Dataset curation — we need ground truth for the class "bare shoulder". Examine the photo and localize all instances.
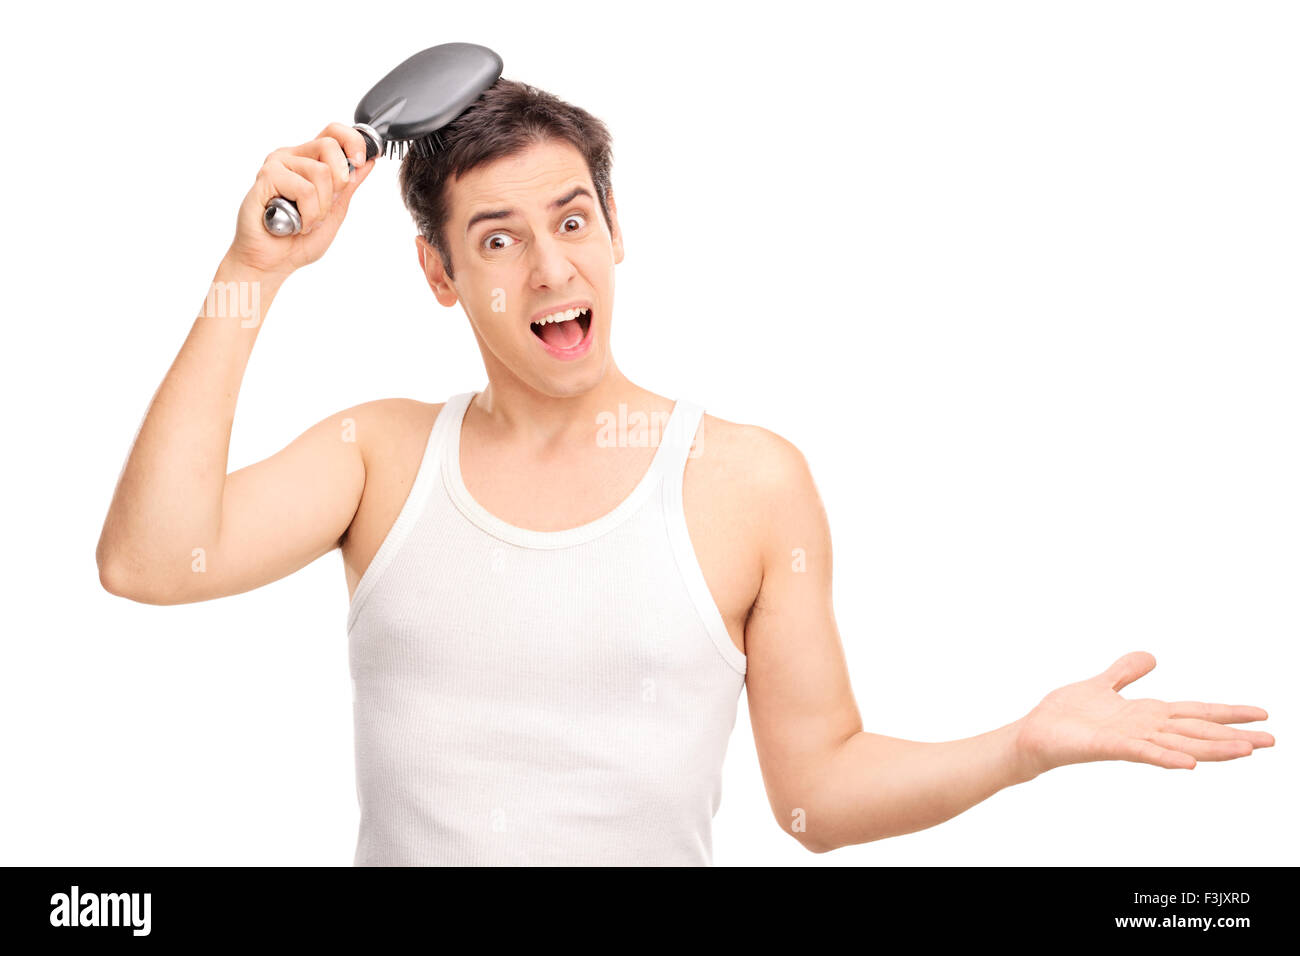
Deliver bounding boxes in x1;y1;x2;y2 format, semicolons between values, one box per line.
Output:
694;410;825;582
678;410;821;645
342;396;446;469
692;410;816;502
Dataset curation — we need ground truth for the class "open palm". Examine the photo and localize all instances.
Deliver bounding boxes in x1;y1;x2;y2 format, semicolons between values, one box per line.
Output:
1014;652;1273;780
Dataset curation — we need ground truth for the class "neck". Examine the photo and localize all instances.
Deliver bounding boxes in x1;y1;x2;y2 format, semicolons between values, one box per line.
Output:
470;362;663;449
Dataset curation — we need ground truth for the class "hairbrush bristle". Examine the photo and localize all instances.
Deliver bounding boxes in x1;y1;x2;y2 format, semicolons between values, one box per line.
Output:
383;132;446;162
410;132;445;159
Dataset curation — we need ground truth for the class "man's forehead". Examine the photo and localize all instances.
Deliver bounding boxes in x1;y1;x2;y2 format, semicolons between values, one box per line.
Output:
452;143;592;223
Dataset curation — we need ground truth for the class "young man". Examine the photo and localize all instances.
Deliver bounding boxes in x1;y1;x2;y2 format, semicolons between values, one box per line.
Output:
96;80;1273;866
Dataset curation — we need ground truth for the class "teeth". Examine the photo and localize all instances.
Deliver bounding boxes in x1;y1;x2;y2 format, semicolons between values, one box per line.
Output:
534;307;588;326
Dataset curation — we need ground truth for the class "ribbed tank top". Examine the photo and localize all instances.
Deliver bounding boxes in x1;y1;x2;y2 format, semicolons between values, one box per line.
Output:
346;390;748;866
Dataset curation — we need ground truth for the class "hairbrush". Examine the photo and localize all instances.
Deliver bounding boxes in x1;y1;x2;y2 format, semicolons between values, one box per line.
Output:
262;41;504;236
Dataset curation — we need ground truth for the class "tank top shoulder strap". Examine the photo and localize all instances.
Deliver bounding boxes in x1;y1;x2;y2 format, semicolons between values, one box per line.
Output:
659;397;746;675
425;391;475;472
345;391;475;634
659;397;706;483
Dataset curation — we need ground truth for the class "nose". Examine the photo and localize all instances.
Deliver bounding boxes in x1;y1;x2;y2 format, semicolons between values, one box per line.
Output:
527;230;578;288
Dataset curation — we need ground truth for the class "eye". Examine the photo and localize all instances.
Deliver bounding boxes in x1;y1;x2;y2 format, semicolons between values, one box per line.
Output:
483;232;516;251
561;213;586;233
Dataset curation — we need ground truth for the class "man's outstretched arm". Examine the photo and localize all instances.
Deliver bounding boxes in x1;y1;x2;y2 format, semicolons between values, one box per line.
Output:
739;429;1273;855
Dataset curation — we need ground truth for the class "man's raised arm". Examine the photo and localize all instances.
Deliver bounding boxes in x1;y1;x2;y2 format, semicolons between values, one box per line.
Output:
96;123;376;604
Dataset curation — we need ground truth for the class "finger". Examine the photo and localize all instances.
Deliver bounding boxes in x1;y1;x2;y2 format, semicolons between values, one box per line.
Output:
257;158;322;229
341;150;375;192
1110;734;1196;769
1149;731;1253;762
278;155;334;232
1098;651;1157;692
317;121;370;169
1164;718;1275;747
309;134;353;194
1166;701;1269;724
331;154;375;214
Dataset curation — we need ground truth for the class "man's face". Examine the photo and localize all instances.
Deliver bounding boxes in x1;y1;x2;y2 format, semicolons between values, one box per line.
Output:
418;137;623;397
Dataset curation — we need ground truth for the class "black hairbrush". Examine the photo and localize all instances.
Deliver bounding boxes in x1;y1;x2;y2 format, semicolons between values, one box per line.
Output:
263;41;504;236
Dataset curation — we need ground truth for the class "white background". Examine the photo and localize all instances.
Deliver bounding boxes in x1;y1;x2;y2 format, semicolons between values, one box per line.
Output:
1;0;1294;866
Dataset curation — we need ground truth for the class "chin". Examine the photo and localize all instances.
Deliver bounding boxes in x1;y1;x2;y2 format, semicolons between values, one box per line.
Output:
526;354;609;399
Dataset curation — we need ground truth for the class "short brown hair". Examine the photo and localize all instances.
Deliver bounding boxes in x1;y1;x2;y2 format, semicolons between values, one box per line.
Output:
398;78;615;281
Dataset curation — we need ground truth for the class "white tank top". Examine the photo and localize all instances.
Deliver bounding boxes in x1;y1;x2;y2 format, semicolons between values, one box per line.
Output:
346;390;748;865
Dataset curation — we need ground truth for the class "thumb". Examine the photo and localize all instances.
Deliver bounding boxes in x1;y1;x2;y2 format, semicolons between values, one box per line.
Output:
335;155;376;209
1097;651;1157;692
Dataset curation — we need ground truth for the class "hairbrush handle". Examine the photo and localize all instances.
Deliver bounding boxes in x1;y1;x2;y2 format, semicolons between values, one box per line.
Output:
262;124;383;236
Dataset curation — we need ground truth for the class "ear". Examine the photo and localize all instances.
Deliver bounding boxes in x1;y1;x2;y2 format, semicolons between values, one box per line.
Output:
415;234;459;307
606;187;624;265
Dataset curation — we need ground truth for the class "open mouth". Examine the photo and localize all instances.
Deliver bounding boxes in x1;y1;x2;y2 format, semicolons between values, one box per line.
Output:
530;307;592;349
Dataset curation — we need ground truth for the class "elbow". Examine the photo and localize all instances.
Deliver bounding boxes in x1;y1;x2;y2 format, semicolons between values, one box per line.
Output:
96;545;169;605
97;540;131;598
798;831;840;855
98;551;144;602
777;800;842;855
781;826;838;855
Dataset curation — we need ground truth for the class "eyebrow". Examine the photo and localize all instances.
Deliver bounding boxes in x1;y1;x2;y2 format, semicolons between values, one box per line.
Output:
465;186;595;237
